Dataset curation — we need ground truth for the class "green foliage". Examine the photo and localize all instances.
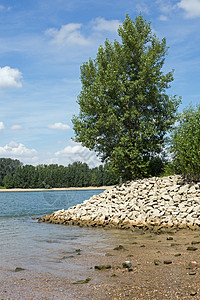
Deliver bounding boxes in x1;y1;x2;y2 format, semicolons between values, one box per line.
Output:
162;161;177;177
72;14;180;181
170;105;200;181
147;156;166;177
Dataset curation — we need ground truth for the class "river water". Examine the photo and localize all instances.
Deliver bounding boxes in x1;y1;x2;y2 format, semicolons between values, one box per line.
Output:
0;190;111;276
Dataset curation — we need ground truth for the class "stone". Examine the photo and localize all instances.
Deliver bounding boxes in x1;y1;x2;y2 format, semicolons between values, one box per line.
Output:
122;261;133;269
187;246;198;251
190;291;197;296
73;278;91;284
189;272;196;276
94;265;111;270
161;194;172;201
191;241;200;245
179;184;190;194
105;253;114;257
113;245;126;251
14;267;26;272
154;259;161;265
188;261;198;269
164;260;172;264
170;243;179;247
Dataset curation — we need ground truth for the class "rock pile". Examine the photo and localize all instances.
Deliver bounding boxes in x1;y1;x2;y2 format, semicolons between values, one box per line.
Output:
38;175;200;231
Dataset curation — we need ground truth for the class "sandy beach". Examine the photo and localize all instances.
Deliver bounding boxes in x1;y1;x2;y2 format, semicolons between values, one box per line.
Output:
0;228;199;299
0;186;113;192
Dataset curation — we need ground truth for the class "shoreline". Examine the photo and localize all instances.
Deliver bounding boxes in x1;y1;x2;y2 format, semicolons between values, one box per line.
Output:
0;186;113;192
1;228;199;299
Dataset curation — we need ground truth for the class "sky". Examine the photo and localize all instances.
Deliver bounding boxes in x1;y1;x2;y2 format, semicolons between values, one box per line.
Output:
0;0;200;167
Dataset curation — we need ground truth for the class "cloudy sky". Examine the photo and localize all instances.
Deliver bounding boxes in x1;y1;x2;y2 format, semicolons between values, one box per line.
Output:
0;0;200;167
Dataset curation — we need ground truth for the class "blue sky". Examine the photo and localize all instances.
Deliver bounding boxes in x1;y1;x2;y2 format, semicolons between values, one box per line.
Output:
0;0;200;167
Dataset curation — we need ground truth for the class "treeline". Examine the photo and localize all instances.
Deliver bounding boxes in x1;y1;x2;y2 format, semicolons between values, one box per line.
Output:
0;158;118;189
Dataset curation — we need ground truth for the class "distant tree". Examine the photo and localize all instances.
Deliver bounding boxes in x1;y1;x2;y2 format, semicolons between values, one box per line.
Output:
170;105;200;181
0;158;22;186
3;172;14;189
91;166;103;186
36;165;47;188
72;14;180;181
13;167;23;188
68;161;91;187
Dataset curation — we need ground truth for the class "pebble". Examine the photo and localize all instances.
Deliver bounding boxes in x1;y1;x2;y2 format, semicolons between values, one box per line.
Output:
154;259;161;266
187;246;198;251
188;261;198;268
189;272;196;276
122;261;133;270
164;260;172;264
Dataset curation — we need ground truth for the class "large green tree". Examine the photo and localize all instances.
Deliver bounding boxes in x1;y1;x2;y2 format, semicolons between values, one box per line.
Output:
72;14;180;180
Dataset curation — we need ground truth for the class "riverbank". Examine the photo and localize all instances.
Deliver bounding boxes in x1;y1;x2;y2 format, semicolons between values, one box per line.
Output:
0;186;113;192
39;175;200;231
1;228;199;299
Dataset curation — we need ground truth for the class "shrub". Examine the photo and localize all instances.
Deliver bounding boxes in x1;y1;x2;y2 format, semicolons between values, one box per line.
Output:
170;105;200;181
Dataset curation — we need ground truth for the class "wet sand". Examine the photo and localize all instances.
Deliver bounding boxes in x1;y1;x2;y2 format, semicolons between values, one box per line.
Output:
0;228;199;299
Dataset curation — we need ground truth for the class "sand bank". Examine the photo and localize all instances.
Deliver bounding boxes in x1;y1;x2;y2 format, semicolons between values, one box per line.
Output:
0;186;113;192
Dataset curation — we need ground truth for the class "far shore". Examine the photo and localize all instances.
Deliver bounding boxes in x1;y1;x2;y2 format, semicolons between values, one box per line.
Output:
0;186;113;192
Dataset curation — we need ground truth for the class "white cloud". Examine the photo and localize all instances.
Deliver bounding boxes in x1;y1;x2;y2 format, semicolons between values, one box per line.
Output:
0;142;38;163
0;66;22;88
55;145;101;168
0;5;11;11
45;23;91;46
0;122;5;131
48;122;70;130
178;0;200;18
45;18;121;47
159;15;168;21
156;0;174;14
136;3;150;14
0;141;101;167
156;0;177;19
10;125;23;131
92;18;121;32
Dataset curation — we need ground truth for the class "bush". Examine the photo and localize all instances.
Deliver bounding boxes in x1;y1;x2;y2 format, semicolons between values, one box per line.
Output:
170;105;200;181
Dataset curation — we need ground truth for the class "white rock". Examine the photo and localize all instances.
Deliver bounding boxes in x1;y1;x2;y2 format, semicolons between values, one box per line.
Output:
48;175;200;229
